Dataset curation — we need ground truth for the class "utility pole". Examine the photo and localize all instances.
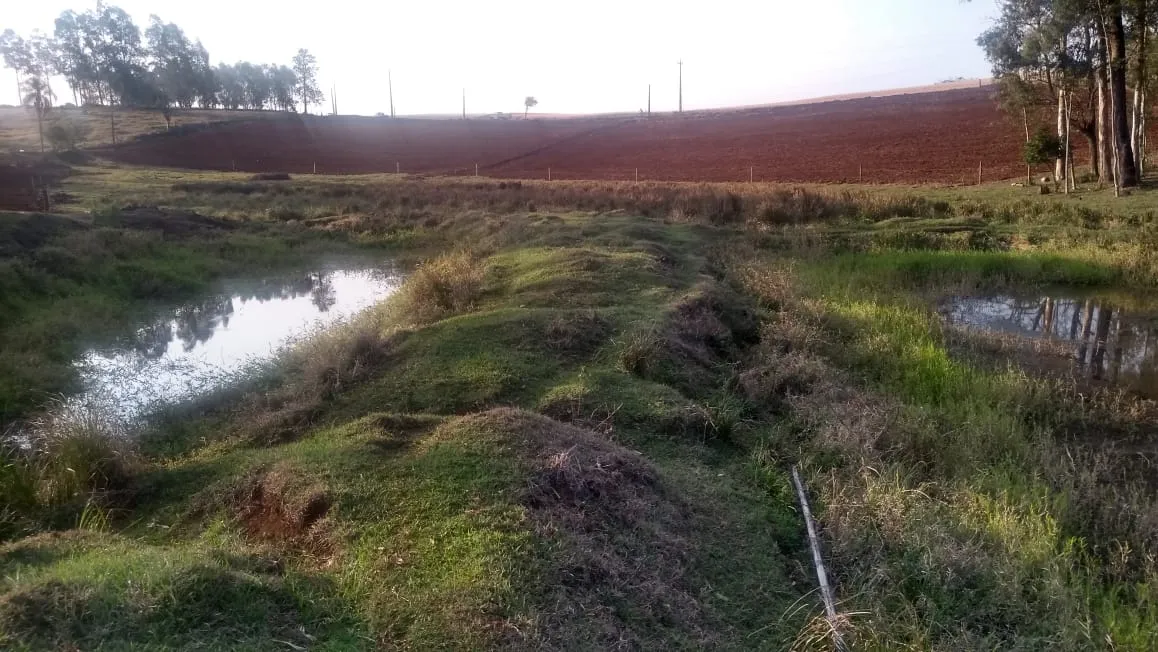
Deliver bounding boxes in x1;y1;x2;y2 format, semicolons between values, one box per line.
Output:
388;69;395;118
462;88;466;119
648;84;651;116
678;59;683;113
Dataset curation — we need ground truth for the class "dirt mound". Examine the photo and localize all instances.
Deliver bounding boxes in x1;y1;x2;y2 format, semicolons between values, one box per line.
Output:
95;205;235;235
444;408;705;648
225;464;333;557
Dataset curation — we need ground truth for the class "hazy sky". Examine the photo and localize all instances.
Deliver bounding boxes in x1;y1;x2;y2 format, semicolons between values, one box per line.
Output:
1;0;1001;116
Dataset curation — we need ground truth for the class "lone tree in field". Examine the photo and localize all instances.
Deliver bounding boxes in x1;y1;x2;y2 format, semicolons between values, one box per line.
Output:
1;29;57;152
22;77;56;152
524;95;538;118
292;48;323;114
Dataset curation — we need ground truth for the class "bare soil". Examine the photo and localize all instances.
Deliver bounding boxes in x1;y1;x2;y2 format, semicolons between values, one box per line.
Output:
96;86;1050;184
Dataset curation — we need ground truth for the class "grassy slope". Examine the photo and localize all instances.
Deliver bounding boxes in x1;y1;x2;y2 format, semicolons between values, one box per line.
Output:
0;200;809;649
0;106;284;152
5;169;1158;648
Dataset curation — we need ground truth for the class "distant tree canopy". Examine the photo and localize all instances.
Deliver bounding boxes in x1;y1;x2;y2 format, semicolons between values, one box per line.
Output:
0;2;319;116
524;95;538;118
979;0;1155;188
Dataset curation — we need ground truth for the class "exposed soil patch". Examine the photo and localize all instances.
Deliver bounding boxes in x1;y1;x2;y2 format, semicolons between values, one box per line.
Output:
0;156;71;212
226;464;333;557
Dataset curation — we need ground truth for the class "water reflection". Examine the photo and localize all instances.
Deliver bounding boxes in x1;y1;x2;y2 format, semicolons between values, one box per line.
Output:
944;294;1158;397
76;266;400;419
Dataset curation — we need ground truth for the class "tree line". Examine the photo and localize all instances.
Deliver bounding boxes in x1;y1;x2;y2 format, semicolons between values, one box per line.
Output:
980;0;1155;190
1;1;323;150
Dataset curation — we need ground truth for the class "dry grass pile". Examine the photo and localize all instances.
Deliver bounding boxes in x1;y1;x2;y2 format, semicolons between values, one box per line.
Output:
443;408;706;648
620;282;758;397
543;309;612;356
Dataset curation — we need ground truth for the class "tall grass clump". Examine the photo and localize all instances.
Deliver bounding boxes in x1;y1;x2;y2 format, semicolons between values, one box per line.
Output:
238;314;394;445
390;250;485;325
0;403;137;537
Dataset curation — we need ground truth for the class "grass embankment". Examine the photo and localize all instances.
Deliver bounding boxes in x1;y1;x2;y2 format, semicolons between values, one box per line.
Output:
1;182;812;649
4;170;1158;648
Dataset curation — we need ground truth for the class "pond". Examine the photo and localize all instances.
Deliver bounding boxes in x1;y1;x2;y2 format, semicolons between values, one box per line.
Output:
73;264;402;420
942;293;1158;399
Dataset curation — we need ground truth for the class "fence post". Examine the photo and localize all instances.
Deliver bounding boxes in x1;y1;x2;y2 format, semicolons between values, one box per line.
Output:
231;160;236;172
749;166;754;183
475;163;479;177
977;160;983;185
858;163;862;183
548;167;551;181
396;162;400;174
313;161;317;175
635;168;639;182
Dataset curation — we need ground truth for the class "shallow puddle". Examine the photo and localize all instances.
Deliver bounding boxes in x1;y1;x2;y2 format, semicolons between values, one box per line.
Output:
74;265;401;419
942;293;1158;399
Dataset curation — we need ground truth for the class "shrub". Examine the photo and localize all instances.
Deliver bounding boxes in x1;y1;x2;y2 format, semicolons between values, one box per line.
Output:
46;119;92;152
1023;127;1063;169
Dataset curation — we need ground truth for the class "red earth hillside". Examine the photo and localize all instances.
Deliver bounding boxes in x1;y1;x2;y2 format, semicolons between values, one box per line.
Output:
98;86;1045;184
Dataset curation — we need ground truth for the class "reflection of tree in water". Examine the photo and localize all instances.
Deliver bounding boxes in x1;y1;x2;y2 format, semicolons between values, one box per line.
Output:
310;274;337;312
1009;295;1158;392
175;296;235;352
237;273;322;304
122;270;346;357
131;316;175;359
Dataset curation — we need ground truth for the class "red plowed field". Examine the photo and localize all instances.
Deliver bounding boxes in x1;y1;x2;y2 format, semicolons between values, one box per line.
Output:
100;86;1033;184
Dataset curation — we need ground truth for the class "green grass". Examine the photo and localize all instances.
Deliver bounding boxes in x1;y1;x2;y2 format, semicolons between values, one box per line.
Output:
735;238;1158;648
8;167;1158;648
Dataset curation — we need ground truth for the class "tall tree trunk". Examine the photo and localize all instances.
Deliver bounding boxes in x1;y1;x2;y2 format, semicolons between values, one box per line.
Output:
1024;107;1032;185
1080;124;1099;179
1064;93;1073;192
1133;1;1147;175
1097;49;1112;184
1057;88;1067;180
36;104;44;153
1133;87;1145;174
1105;1;1139;186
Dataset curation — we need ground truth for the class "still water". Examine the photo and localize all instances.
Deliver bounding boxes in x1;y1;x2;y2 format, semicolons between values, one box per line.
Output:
943;293;1158;398
74;265;401;419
